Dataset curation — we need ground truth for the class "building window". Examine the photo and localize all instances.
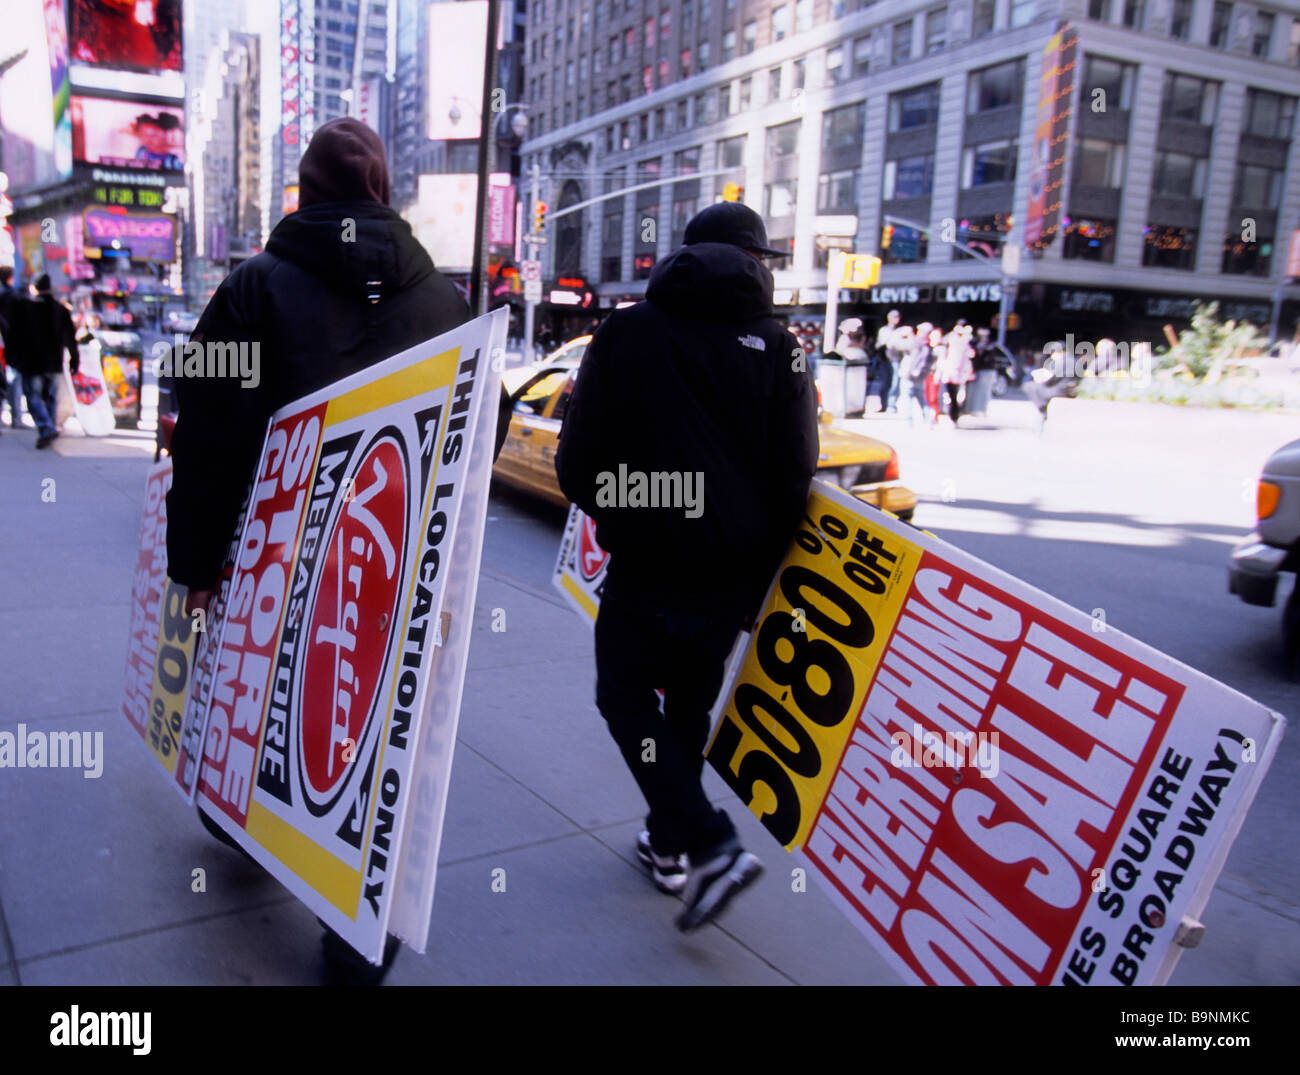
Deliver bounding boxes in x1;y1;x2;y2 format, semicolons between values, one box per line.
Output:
882;154;935;199
853;35;871;75
659;58;670;85
1161;72;1218;124
889;83;941;130
1142;224;1197;269
739;76;752;110
1290;18;1300;65
723;29;736;62
1152;151;1206;197
773;4;789;40
681;48;692;76
767;120;801;160
962;139;1018;186
699;41;710;69
1082;55;1135;110
743;20;757;54
1254;12;1275;57
661;9;671;39
925;8;947;54
719;84;733;116
765;179;798;219
818;169;858;212
1222;231;1273;275
1010;0;1035;27
969;59;1024;112
682;1;693;28
882;222;927;263
1121;0;1144;29
1234;162;1282;207
1243;89;1297;138
677;99;689;128
1076;138;1126;187
792;57;806;91
671;196;698;246
972;0;995;36
1210;2;1232;48
694;91;709;123
645;17;655;48
822;102;865;149
827;45;845;84
1062;218;1117;262
567;61;575;87
1089;0;1112;19
892;20;913;64
640;112;651;141
796;0;813;32
675;146;701;176
955;214;1013;259
769;66;782;100
719;135;746;170
1170;0;1192;39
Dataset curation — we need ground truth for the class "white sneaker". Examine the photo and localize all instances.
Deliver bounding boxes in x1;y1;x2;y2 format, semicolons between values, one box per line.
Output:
636;830;688;895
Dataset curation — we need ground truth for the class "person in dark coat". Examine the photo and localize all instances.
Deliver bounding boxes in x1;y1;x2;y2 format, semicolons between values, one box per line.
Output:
0;266;23;431
165;116;477;983
556;201;818;932
8;274;79;448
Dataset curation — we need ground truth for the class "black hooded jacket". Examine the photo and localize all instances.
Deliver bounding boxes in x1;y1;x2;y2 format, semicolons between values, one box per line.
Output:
555;241;818;615
167;200;470;589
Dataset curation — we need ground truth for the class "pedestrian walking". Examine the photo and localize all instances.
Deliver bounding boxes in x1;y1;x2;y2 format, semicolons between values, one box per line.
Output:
165;117;476;983
0;266;23;431
556;201;818;932
837;317;871;416
936;323;975;426
872;308;901;414
966;327;999;417
898;323;939;426
9;274;79;449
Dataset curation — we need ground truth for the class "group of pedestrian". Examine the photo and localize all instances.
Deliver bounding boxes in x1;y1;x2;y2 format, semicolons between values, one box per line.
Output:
0;268;80;448
838;310;1002;427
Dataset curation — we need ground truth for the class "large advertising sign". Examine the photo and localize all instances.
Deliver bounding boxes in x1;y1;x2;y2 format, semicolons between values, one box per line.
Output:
122;460;199;779
70;0;183;72
488;174;516;247
427;1;487;141
704;481;1283;985
125;310;508;963
44;0;73;176
84;208;177;262
71;96;184;171
409;174;478;271
1024;25;1078;255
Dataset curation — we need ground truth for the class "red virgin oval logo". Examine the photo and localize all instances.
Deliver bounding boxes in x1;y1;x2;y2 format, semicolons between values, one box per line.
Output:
299;438;407;803
578;514;608;581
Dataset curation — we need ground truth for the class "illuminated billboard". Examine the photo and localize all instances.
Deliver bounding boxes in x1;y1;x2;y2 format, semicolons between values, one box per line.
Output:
408;174;477;270
70;0;183;73
83;208;178;263
71;95;184;171
427;1;488;141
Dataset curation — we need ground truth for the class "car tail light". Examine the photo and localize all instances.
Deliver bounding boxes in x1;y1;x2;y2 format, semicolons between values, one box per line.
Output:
1258;480;1280;521
885;449;900;481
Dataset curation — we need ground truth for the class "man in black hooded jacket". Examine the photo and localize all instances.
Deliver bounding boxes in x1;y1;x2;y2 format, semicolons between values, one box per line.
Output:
166;117;475;982
556;202;818;932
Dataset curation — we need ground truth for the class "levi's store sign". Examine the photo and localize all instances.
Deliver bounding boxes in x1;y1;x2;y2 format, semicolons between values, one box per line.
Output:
859;283;1005;306
705;481;1283;986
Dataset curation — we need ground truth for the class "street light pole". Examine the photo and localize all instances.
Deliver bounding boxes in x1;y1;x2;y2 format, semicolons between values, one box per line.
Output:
523;159;540;362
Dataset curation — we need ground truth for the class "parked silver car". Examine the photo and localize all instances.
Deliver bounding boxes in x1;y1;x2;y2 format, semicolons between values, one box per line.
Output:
1228;438;1300;672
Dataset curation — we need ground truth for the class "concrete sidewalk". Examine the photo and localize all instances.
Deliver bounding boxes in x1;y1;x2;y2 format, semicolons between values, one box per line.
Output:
0;428;898;986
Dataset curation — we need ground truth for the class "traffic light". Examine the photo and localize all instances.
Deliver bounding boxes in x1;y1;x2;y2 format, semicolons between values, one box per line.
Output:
881;224;894;251
722;183;743;202
533;200;548;232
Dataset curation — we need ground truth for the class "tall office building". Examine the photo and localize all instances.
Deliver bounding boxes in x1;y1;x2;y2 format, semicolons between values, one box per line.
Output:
520;0;1300;345
274;0;392;214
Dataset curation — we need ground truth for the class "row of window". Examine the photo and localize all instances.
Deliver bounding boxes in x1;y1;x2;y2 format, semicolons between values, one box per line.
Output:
1089;0;1300;64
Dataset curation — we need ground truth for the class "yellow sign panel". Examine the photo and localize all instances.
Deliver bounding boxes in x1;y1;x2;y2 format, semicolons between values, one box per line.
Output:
837;253;881;290
706;486;921;850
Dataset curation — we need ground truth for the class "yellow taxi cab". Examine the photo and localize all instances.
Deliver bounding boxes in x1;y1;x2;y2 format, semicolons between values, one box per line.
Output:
493;355;917;521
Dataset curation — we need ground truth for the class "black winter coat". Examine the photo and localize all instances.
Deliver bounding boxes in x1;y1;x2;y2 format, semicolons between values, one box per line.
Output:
2;294;78;377
167;200;471;589
555;241;818;615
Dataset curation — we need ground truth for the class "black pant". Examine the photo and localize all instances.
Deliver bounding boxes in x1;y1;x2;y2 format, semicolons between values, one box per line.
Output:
944;383;962;423
594;568;742;862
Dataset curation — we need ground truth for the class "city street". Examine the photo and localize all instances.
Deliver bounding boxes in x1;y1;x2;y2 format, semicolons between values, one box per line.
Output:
0;392;1294;986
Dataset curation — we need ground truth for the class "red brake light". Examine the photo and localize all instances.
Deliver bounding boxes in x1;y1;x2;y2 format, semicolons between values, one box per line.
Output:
885;449;900;481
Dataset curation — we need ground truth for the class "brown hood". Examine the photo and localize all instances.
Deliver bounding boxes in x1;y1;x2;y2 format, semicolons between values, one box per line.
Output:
298;117;391;207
